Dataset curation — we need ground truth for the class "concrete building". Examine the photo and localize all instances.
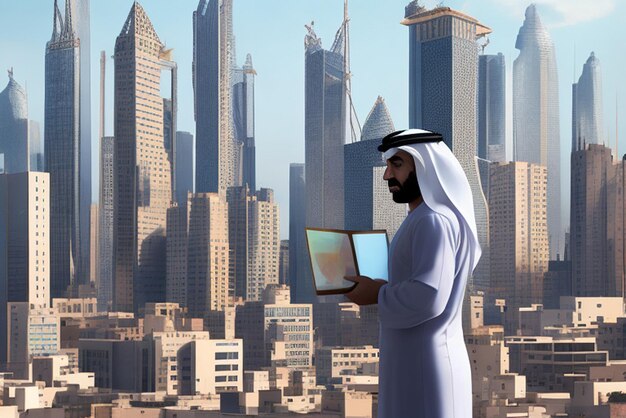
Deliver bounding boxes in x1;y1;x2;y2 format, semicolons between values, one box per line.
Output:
113;3;173;312
279;240;289;286
166;193;229;314
98;136;114;311
0;72;29;174
315;346;379;386
402;2;491;291
489;162;548;329
177;338;243;395
513;4;561;258
194;0;241;194
0;172;50;364
304;21;347;231
227;186;280;302
236;285;313;370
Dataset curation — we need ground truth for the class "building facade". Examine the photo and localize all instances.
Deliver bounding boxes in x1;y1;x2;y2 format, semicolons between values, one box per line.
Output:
233;54;256;191
572;52;603;152
97;136;114;312
174;131;193;205
0;72;29;174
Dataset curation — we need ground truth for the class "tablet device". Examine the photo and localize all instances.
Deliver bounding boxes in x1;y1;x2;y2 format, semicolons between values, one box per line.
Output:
305;228;389;295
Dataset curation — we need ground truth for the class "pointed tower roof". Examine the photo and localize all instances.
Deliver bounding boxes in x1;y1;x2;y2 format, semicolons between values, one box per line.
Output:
0;71;28;120
515;4;552;51
119;1;162;45
360;96;395;141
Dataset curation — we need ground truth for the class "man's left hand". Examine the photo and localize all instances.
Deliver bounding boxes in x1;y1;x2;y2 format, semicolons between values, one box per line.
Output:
344;276;386;305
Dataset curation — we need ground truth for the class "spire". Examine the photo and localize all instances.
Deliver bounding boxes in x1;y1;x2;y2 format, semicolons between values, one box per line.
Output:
304;21;322;54
63;0;74;39
360;96;395;141
119;1;162;45
51;0;64;42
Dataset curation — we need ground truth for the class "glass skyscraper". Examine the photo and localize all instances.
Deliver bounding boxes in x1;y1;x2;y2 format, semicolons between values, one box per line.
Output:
513;4;561;258
233;54;256;192
289;163;311;303
304;22;346;231
403;2;491;292
572;52;603;152
45;0;83;298
0;72;29;174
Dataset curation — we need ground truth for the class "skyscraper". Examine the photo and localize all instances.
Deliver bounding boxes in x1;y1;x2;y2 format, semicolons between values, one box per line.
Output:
304;21;347;230
344;96;404;239
175;131;194;205
233;54;256;191
29;121;43;172
227;186;280;302
288;163;311;303
513;5;561;258
45;0;83;298
478;53;506;164
570;144;618;297
98;136;114;311
193;0;241;194
572;52;603;151
113;3;172;312
402;2;491;291
489;162;548;315
0;172;50;363
0;71;29;174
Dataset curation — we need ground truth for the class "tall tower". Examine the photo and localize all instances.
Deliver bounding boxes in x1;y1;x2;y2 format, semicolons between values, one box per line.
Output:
288;163;310;303
478;53;506;163
0;71;29;174
45;0;82;298
402;2;491;291
113;3;172;312
233;54;256;191
513;5;561;258
304;21;347;230
572;52;603;151
193;0;241;194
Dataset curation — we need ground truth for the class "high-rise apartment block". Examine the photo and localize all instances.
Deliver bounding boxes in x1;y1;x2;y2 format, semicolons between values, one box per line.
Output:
489;162;549;312
113;3;172;312
402;2;491;291
513;5;561;258
227;186;280;302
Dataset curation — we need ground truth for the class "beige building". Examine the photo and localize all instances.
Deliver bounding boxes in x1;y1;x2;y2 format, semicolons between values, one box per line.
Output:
489;162;548;324
0;172;51;363
113;2;172;312
53;297;98;318
315;345;379;386
227;186;280;302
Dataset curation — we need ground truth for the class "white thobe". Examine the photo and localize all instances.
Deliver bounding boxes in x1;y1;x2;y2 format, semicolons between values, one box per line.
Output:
377;202;472;418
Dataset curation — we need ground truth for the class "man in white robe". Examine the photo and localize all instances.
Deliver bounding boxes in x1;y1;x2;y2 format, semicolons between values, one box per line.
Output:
345;129;481;418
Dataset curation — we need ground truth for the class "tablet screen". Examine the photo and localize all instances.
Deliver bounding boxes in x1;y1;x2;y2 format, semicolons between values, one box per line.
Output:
306;229;357;292
352;232;389;281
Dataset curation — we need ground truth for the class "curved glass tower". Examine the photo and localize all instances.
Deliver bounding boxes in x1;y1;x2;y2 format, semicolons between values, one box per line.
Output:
572;52;603;151
513;5;561;258
0;72;29;174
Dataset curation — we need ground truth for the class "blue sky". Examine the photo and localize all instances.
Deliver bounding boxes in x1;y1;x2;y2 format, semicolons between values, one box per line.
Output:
1;0;625;238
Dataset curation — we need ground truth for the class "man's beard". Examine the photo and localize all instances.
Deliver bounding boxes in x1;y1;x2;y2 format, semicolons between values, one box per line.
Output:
388;171;422;204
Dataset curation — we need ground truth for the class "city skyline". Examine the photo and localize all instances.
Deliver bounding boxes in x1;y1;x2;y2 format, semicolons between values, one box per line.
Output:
2;0;624;239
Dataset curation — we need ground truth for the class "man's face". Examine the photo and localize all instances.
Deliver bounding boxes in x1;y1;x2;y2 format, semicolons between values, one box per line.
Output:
383;150;422;204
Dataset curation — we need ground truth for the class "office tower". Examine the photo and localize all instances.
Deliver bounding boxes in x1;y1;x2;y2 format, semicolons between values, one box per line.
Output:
233;54;256;191
175;131;194;205
288;163;312;303
227;186;280;302
478;53;506;200
279;240;289;286
0;71;29;174
113;3;172;312
304;21;346;230
489;162;548;313
167;193;229;315
572;52;603;151
344;96;404;239
161;53;177;200
29;121;43;172
402;2;491;291
513;4;561;258
0;172;50;363
89;204;98;284
194;0;241;194
570;144;621;297
98;136;114;312
45;0;83;297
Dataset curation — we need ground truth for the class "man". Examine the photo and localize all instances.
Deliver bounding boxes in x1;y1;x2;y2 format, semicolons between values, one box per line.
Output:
345;129;481;418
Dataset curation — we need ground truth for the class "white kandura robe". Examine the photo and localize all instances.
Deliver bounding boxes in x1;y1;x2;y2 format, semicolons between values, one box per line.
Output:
377;202;472;418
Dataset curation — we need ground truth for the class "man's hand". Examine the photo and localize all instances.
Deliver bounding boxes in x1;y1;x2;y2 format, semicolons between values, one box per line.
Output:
344;276;386;305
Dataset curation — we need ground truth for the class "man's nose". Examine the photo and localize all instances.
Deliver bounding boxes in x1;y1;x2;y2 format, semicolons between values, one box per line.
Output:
383;166;392;180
